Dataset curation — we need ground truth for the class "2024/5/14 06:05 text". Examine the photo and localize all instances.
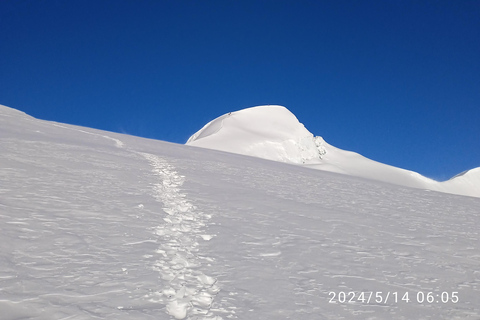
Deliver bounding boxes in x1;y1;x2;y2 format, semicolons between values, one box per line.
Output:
328;291;459;304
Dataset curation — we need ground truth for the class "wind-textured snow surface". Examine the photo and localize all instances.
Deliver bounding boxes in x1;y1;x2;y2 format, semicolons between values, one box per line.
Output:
1;104;480;319
186;105;480;198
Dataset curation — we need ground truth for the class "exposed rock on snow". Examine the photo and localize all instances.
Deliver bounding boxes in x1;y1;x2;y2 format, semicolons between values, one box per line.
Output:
187;105;480;198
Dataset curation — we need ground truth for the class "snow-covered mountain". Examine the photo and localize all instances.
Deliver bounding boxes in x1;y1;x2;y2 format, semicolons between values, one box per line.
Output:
1;104;480;320
186;105;480;198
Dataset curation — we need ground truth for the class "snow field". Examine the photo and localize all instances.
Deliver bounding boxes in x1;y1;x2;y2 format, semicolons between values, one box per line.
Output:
174;155;480;319
1;104;479;319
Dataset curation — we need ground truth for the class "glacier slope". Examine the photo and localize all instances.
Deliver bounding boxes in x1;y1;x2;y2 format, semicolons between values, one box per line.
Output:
1;104;480;319
186;105;480;198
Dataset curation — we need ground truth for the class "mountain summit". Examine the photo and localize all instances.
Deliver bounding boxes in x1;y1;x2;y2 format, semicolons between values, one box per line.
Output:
187;105;326;164
187;105;480;198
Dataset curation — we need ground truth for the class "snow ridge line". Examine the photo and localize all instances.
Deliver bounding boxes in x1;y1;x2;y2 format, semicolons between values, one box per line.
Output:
140;153;225;320
50;123;125;148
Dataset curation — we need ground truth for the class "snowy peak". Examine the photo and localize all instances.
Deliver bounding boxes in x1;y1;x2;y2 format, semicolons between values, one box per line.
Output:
440;167;480;197
450;167;480;180
187;105;479;198
186;105;326;164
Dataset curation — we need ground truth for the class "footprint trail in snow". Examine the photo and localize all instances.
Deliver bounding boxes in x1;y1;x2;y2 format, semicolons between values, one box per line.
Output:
141;153;227;320
49;122;229;319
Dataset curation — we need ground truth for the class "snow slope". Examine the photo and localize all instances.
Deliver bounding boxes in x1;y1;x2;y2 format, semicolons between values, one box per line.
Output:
1;104;480;319
186;105;480;198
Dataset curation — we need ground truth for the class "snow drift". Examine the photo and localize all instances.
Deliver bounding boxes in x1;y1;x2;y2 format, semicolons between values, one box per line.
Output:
187;105;480;198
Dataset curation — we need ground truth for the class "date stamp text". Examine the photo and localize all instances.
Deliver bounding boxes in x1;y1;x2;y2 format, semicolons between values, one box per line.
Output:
328;291;459;304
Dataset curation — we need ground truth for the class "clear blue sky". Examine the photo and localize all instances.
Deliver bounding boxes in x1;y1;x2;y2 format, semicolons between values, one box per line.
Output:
1;0;479;180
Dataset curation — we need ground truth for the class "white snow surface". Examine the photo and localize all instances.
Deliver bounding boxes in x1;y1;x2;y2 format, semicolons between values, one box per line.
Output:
1;104;480;319
186;105;480;198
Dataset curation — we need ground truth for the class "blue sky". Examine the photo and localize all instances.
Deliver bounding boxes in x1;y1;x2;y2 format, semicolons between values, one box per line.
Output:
1;0;479;180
